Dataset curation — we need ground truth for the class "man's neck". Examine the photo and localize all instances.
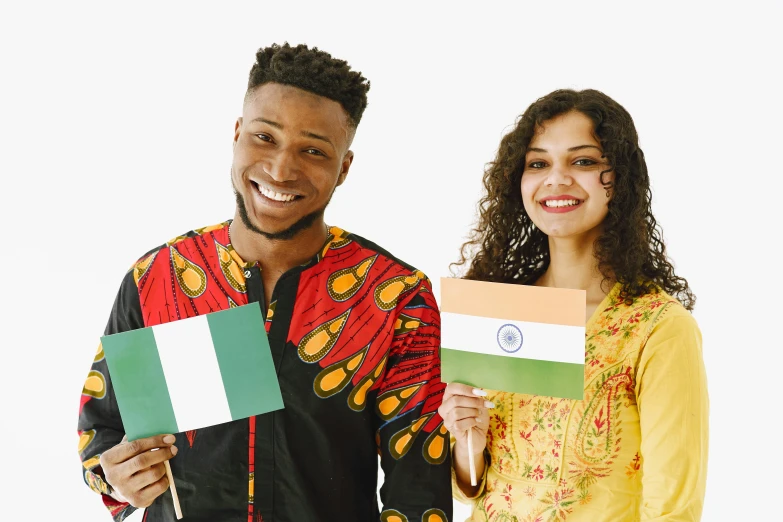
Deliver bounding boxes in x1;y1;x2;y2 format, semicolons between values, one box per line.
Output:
229;216;329;277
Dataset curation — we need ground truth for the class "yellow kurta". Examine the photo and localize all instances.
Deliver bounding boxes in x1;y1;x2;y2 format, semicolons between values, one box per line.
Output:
453;283;709;521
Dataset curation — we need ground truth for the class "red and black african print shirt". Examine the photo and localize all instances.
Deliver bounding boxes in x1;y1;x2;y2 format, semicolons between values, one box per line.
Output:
77;222;452;522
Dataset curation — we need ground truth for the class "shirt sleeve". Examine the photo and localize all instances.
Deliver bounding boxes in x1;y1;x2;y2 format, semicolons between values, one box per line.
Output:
635;303;709;521
376;280;453;521
77;269;143;521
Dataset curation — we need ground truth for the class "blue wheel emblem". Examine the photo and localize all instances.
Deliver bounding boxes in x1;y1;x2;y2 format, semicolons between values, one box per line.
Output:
497;324;523;353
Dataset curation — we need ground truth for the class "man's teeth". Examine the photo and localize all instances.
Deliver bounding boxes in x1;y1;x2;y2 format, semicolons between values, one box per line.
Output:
544;199;580;208
258;185;297;202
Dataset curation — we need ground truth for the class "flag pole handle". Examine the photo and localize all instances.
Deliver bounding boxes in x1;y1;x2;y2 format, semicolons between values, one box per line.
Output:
467;429;477;486
164;460;183;519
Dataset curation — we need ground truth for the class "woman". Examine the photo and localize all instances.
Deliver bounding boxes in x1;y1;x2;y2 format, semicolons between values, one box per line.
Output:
440;89;708;521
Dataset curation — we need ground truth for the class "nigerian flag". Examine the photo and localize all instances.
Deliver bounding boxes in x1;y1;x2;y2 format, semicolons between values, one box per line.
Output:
101;303;284;440
440;278;586;400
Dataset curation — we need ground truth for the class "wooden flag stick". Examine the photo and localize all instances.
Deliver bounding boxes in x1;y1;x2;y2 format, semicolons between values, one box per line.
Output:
467;429;477;486
164;460;183;519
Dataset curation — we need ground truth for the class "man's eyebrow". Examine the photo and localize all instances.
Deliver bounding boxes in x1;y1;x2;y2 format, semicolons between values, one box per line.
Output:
302;131;334;149
250;117;282;129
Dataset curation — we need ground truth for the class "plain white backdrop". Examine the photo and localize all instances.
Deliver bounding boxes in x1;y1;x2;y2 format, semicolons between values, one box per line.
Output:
1;1;781;520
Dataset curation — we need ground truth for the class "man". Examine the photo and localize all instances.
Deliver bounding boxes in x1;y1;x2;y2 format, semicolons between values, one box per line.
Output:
77;43;452;522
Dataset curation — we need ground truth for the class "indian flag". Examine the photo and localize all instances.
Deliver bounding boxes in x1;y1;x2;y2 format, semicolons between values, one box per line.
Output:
440;278;586;399
101;303;284;441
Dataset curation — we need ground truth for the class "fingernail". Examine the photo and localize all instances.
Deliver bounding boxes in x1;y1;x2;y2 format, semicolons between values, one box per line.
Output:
163;435;176;444
472;388;487;397
484;401;496;408
475;417;482;423
171;445;178;455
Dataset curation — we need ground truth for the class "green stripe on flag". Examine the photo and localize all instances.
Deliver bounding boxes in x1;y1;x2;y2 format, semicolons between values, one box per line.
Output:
208;303;284;420
102;327;178;440
441;348;584;399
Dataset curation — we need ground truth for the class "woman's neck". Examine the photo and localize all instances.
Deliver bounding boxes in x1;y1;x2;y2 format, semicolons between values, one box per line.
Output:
535;233;614;316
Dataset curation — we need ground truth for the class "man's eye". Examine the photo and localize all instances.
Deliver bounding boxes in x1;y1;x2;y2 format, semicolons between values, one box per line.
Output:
255;134;272;142
305;148;324;156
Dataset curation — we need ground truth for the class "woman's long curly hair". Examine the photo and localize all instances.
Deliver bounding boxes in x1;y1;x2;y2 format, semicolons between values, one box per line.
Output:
454;89;695;310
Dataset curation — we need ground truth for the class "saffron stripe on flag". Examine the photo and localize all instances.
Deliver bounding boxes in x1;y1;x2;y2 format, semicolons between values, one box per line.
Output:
208;305;283;421
441;277;583;326
154;316;233;433
104;327;178;440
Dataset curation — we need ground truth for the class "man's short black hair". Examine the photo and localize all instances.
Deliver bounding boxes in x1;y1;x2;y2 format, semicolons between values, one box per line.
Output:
247;43;370;127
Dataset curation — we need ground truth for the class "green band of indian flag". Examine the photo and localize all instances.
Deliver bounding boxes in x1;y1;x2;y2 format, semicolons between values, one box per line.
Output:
102;303;284;440
440;278;586;399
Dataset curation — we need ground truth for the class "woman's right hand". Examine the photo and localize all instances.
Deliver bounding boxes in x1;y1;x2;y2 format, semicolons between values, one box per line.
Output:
438;382;494;457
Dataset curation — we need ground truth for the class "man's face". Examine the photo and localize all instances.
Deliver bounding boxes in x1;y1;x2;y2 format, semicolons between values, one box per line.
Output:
232;82;354;240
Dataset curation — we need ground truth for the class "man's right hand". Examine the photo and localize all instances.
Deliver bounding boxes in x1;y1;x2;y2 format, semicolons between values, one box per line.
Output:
99;434;178;508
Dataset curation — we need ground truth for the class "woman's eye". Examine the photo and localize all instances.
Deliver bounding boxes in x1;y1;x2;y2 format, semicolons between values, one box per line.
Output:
528;161;547;169
574;158;597;166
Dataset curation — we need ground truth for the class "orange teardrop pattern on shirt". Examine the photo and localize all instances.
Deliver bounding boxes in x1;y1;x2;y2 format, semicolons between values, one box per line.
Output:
171;246;207;298
388;413;433;459
82;370;106;399
319;227;351;258
422;508;448;522
375;383;422;421
327;255;377;302
329;237;352;250
94;342;104;363
313;344;370;398
228;296;238;308
132;251;157;286
373;271;425;312
248;471;254;503
348;356;387;411
393;314;422;336
84;470;109;495
85;470;110;495
216;241;246;293
422;422;449;465
380;509;408;522
81;455;101;470
77;429;96;453
298;309;351;363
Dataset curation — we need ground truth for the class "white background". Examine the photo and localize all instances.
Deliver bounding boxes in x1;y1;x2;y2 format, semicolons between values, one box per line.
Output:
1;1;781;520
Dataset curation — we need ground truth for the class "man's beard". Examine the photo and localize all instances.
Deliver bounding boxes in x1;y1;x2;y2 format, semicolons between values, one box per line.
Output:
234;187;332;241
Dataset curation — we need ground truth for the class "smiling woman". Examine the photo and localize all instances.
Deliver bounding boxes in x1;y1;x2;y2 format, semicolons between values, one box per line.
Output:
441;89;709;521
521;112;613;240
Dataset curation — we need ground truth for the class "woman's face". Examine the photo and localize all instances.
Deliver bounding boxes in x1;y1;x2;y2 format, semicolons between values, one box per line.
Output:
521;110;614;240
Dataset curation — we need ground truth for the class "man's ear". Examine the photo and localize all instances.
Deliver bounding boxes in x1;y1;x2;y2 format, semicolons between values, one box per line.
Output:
336;150;354;186
233;117;243;146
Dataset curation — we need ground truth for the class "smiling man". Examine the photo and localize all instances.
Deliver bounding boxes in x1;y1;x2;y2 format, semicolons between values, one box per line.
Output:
77;43;452;522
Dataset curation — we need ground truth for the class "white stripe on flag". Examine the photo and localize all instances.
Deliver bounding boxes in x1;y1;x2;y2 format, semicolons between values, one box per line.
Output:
441;312;585;364
153;316;233;432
